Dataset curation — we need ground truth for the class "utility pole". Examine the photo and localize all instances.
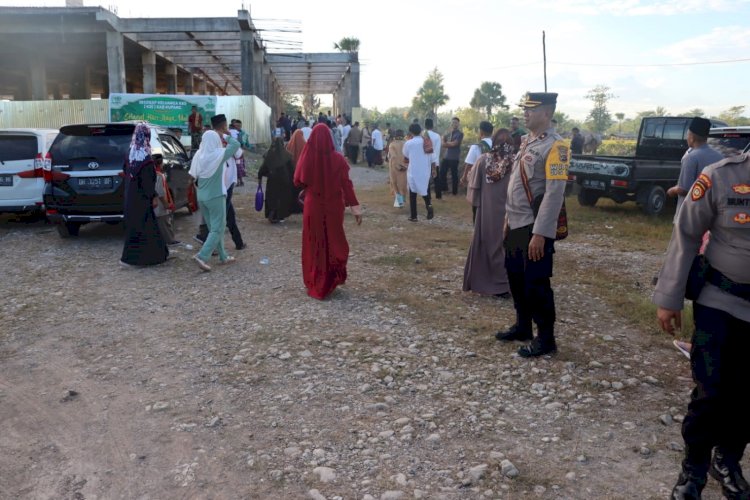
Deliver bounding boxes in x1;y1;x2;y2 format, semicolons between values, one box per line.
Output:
543;31;548;92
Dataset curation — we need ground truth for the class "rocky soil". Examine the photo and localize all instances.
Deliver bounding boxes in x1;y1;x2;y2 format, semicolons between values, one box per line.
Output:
0;165;739;499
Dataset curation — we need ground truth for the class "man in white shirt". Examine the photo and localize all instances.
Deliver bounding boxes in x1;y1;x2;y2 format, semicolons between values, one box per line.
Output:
402;123;434;221
223;142;246;250
461;121;494;222
300;120;313;141
424;118;442;197
371;123;384;166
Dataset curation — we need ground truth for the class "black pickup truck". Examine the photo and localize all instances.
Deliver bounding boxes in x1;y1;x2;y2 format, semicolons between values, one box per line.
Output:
568;117;733;215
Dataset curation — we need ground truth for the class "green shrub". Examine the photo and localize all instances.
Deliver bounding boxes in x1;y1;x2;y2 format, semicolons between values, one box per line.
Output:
597;139;636;156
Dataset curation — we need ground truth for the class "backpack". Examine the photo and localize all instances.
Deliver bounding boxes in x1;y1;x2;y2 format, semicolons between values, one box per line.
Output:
423;131;434;155
477;139;492;154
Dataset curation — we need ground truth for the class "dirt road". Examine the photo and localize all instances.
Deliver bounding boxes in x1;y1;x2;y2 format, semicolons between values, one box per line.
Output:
0;166;735;499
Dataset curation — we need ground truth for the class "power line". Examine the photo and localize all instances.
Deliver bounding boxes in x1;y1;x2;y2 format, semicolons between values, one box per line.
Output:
552;57;750;67
487;57;750;70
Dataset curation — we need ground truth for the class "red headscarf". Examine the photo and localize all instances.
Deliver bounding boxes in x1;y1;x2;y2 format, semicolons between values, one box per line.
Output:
294;123;349;201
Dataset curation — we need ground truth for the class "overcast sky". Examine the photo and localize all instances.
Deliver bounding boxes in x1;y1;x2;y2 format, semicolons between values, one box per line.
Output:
5;0;750;119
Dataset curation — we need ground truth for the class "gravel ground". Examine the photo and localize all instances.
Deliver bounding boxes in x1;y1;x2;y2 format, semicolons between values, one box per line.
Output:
0;165;740;499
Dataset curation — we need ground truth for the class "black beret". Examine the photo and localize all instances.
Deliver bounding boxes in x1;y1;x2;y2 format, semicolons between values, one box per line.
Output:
688;117;711;137
522;92;558;108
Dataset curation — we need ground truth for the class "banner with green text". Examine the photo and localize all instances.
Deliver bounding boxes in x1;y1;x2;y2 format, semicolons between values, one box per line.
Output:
108;93;217;133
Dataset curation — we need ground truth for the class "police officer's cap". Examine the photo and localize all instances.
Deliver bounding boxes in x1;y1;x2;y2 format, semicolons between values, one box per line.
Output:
688;117;711;138
522;92;558;109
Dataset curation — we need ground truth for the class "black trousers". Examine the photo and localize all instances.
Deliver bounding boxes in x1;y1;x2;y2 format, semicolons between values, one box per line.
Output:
409;190;431;219
347;144;359;163
682;302;750;472
225;185;244;248
437;158;459;197
504;225;556;343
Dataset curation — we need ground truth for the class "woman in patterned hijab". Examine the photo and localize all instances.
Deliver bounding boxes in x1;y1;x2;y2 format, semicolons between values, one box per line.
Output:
120;122;169;267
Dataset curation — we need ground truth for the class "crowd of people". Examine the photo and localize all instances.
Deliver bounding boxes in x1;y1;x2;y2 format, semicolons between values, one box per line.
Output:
117;95;749;500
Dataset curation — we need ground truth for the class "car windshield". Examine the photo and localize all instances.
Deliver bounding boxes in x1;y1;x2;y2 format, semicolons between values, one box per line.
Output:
708;133;750;158
49;125;133;165
0;135;37;163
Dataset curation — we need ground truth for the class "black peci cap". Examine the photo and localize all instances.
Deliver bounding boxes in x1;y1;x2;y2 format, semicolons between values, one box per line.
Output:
210;114;227;127
522;92;558;109
688;117;711;137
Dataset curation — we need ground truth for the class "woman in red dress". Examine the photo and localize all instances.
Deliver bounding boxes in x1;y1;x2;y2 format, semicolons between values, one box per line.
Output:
294;123;362;299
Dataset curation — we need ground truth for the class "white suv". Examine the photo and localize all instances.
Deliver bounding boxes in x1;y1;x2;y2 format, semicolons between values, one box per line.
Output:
708;126;750;157
0;128;59;215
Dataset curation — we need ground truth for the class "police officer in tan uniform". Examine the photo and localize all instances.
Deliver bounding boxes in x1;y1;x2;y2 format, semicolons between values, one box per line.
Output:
497;92;569;357
654;152;750;499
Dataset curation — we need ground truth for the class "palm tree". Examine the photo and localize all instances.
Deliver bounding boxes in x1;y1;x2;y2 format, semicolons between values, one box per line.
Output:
470;81;509;120
333;37;360;53
411;68;449;121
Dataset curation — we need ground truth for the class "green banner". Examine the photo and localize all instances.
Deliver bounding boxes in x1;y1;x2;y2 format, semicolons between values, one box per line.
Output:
108;93;217;133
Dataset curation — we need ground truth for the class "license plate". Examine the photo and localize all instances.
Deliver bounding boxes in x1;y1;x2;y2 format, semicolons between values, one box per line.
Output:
583;179;605;190
77;177;114;190
0;175;12;187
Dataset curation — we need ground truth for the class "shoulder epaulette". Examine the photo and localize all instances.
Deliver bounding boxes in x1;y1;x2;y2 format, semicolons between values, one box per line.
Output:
708;153;749;172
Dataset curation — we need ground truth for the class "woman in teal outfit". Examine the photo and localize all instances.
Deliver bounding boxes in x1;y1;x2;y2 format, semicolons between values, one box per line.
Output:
189;114;240;272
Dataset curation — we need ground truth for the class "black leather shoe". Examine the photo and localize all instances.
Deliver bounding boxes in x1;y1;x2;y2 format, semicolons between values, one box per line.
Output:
426;205;434;220
710;450;750;499
495;325;533;342
518;338;557;358
671;470;706;500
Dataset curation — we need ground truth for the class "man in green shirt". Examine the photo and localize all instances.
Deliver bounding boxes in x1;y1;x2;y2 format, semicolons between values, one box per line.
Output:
189;114;240;271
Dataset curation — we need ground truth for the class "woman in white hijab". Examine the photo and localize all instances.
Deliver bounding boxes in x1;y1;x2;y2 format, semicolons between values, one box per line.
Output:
189;114;240;271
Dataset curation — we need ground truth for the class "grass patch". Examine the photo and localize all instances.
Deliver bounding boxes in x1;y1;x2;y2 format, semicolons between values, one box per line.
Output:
352;168;695;341
568;257;695;339
565;196;675;252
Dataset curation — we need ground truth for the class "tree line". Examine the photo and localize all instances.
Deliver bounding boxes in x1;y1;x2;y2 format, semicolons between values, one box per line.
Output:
288;38;750;139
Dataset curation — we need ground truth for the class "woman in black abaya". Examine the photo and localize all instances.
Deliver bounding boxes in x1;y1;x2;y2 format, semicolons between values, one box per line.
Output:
120;122;169;267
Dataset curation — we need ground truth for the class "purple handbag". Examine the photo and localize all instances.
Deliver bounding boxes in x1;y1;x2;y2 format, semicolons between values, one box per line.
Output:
255;184;264;211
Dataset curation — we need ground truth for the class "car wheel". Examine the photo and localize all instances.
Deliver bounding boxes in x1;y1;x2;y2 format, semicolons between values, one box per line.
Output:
642;185;666;215
577;188;600;207
56;222;81;238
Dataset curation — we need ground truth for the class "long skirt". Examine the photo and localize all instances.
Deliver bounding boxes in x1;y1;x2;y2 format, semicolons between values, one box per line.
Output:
121;199;168;266
236;156;246;180
301;199;349;300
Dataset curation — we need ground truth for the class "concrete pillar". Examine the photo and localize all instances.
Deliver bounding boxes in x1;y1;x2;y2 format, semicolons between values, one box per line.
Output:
345;72;353;119
240;30;254;95
197;78;207;95
350;62;360;110
71;65;91;99
106;31;126;95
142;51;156;94
184;72;194;95
263;70;272;106
341;73;350;118
165;63;178;95
271;81;279;119
252;47;264;98
29;54;47;100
